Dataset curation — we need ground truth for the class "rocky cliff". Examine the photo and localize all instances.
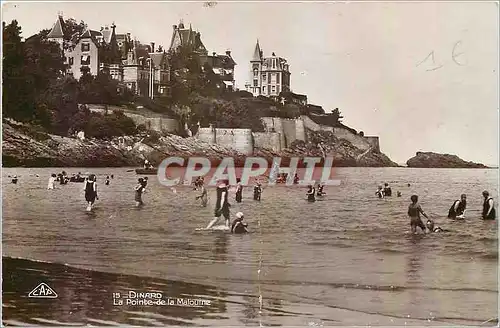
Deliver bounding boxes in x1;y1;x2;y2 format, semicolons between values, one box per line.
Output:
406;151;488;168
2;121;398;168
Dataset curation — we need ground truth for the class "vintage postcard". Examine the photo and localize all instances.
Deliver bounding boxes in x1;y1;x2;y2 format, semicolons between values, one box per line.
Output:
2;1;498;326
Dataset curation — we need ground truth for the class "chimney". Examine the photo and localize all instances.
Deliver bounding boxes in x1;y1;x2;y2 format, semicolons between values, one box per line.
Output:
100;26;104;31
173;25;177;30
151;42;155;53
212;52;216;57
226;50;231;56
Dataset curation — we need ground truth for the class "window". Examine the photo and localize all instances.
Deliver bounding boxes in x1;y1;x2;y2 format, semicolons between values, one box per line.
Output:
271;73;276;83
81;55;90;65
262;74;266;81
253;69;258;77
263;86;266;94
81;43;90;52
69;57;74;65
277;85;280;94
272;59;276;68
253;79;258;87
277;73;280;84
272;85;276;93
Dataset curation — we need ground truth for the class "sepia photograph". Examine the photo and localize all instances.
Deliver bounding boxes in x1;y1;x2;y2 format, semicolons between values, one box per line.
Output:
1;1;498;326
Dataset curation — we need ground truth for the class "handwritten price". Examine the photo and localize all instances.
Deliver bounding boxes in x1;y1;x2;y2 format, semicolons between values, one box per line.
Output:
416;41;466;71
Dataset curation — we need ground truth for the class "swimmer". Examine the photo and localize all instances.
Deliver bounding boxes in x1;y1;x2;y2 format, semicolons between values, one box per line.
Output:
195;179;208;207
235;178;243;203
134;178;145;206
408;195;429;234
306;184;316;202
231;212;248;234
482;191;496;220
47;174;56;190
383;183;392;197
375;185;384;198
426;219;449;233
206;180;231;229
253;182;262;201
141;177;148;192
84;174;98;211
105;176;110;186
316;183;326;196
11;175;18;184
448;194;467;219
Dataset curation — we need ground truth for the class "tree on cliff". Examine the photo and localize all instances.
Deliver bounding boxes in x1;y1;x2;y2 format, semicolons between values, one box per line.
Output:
331;108;343;123
2;20;65;122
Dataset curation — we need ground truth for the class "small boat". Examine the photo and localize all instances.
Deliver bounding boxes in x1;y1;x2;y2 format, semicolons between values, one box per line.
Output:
135;168;158;175
69;176;86;183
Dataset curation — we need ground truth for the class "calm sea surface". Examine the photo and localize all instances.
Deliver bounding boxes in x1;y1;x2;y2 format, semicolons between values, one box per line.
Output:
2;167;498;326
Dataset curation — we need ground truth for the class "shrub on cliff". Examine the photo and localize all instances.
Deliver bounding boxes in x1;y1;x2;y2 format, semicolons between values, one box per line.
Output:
84;111;137;139
214;99;265;132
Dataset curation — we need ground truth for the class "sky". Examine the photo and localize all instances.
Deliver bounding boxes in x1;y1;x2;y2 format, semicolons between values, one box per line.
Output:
2;1;498;165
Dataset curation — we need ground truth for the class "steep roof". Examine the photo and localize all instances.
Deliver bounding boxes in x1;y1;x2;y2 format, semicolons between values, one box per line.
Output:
79;28;100;46
200;53;236;69
252;40;262;61
169;22;207;54
263;56;288;71
47;15;65;39
100;26;113;43
149;52;168;69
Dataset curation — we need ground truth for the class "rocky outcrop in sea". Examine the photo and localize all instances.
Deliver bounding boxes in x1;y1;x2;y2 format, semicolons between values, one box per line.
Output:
2;121;398;168
406;151;488;168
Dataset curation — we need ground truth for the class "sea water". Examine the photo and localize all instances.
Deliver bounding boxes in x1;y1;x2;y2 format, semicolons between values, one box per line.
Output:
2;167;498;326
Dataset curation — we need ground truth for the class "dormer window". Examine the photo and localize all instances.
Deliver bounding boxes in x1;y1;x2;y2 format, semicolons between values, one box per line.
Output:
81;43;90;52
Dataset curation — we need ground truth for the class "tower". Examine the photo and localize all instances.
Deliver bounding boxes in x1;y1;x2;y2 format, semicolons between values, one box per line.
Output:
47;13;65;50
249;40;263;96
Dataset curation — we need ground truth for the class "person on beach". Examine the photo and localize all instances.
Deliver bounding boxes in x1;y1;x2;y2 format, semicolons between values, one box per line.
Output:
375;185;384;198
111;174;114;179
84;174;98;211
293;173;300;184
448;194;467;219
47;174;56;190
135;178;145;207
482;191;496;220
426;219;448;233
408;195;429;234
105;176;110;186
235;178;243;203
195;179;208;207
206;180;231;229
253;182;262;201
231;212;249;234
306;184;316;202
383;183;392;197
11;175;18;184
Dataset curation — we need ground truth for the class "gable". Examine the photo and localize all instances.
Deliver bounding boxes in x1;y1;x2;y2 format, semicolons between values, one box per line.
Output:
170;30;182;50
